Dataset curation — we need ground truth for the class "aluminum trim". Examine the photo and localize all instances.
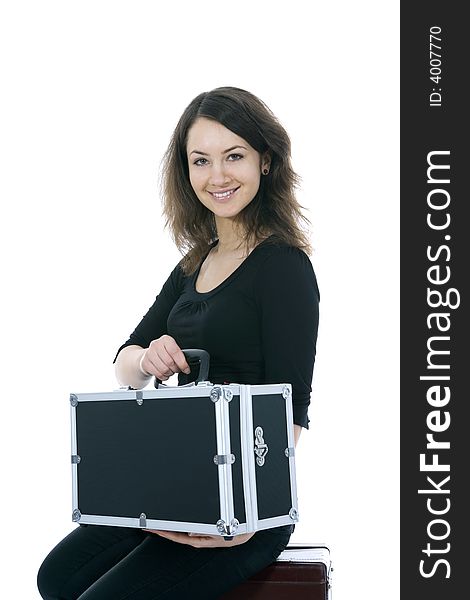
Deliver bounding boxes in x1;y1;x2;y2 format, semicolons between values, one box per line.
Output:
72;391;137;402
284;384;299;516
283;542;331;550
142;386;216;399
214;388;235;527
240;384;258;532
70;386;218;403
277;548;331;569
242;384;291;396
70;403;78;513
239;385;250;531
276;547;332;568
76;514;248;535
255;515;297;530
71;384;287;403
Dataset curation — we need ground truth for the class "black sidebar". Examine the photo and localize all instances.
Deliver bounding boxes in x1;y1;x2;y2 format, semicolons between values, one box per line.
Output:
401;3;467;597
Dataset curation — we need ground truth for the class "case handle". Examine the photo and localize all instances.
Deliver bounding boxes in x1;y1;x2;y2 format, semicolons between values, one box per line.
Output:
154;348;210;387
182;349;210;383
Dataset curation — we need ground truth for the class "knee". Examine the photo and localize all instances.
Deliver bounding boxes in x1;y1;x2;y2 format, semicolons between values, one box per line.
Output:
37;553;60;600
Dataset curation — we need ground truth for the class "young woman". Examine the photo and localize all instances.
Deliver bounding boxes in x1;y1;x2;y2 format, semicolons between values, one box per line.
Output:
38;86;320;599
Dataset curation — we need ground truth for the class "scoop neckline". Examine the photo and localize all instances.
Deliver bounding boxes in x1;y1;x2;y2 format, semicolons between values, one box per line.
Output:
192;235;274;296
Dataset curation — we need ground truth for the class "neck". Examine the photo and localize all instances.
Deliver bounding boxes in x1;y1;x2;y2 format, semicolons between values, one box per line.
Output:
214;217;246;254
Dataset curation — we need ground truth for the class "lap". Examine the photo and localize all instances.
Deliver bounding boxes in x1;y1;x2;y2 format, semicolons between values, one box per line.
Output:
37;524;293;600
37;525;145;599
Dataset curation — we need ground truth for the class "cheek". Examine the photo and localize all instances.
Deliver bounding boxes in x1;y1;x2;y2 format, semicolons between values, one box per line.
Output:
244;164;261;189
243;158;261;179
188;168;202;191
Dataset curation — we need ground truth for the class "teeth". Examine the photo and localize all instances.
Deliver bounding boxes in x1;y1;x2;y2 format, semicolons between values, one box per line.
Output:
211;188;236;199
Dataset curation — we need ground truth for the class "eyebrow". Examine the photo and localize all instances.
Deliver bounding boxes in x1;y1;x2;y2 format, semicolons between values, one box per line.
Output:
189;145;247;157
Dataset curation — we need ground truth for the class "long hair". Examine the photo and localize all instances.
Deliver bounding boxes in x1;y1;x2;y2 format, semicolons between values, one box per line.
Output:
160;86;312;275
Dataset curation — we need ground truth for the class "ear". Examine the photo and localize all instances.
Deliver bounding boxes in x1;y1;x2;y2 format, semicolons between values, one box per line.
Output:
261;152;272;172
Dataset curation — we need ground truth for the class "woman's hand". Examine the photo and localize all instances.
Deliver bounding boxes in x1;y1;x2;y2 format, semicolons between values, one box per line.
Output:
144;529;255;548
140;335;191;381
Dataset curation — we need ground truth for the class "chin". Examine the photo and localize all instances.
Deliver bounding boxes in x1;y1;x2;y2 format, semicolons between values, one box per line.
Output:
212;205;246;219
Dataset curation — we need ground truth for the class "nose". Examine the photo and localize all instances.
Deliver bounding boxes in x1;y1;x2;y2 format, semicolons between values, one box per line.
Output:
208;161;231;187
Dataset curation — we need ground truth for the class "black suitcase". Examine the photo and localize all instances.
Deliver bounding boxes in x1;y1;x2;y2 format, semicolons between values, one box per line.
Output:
70;349;300;539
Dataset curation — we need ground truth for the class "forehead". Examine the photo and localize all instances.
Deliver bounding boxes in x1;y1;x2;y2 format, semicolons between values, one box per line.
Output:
186;117;250;152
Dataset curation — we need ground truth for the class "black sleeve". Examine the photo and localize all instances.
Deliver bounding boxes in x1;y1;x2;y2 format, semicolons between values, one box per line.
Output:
254;246;320;429
113;262;186;363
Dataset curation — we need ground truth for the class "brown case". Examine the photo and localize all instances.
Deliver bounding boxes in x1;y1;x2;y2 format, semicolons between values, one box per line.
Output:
220;543;332;599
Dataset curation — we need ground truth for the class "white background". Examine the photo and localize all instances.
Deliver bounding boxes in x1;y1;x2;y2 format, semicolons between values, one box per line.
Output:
0;1;399;598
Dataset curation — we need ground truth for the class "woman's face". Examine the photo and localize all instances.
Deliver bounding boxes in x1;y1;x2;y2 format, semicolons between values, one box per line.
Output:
186;117;270;223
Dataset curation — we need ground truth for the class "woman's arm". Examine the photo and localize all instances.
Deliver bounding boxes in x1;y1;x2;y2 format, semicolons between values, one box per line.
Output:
294;424;302;447
254;246;320;431
115;344;150;389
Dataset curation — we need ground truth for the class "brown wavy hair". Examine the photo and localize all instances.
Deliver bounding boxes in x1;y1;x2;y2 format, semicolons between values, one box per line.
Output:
160;86;312;275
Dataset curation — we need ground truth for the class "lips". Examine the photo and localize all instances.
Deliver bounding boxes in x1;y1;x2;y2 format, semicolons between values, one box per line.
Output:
208;186;240;200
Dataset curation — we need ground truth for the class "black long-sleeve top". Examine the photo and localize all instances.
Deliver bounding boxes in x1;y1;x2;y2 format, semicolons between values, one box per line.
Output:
114;237;320;429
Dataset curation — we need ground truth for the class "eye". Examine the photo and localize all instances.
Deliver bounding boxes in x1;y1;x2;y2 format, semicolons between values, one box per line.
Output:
193;157;208;166
227;153;243;161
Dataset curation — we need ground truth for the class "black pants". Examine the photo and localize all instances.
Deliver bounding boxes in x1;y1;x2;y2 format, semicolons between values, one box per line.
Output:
37;524;293;599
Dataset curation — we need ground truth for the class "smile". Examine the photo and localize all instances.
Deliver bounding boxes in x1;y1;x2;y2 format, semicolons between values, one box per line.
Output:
208;187;240;200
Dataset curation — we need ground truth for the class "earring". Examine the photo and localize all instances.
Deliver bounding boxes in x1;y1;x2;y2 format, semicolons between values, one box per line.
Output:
263;168;269;175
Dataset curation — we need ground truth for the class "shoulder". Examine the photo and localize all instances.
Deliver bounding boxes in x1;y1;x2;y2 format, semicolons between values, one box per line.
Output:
258;239;309;260
159;258;189;296
255;238;316;275
253;239;320;298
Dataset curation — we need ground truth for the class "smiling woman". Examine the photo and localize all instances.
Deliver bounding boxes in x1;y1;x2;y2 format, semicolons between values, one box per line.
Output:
37;86;320;600
161;86;312;273
187;118;270;224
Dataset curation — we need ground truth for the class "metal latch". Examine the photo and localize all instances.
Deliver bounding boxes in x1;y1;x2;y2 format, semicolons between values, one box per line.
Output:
254;426;268;466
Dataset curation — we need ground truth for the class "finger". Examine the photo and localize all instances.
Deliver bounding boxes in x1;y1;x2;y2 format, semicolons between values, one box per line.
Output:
171;349;191;375
194;534;253;548
143;340;174;379
140;352;159;378
189;537;237;548
145;530;223;548
141;353;171;381
140;341;169;378
143;529;171;536
153;344;183;378
153;354;176;379
187;534;214;541
162;338;191;374
146;530;190;544
145;345;176;380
